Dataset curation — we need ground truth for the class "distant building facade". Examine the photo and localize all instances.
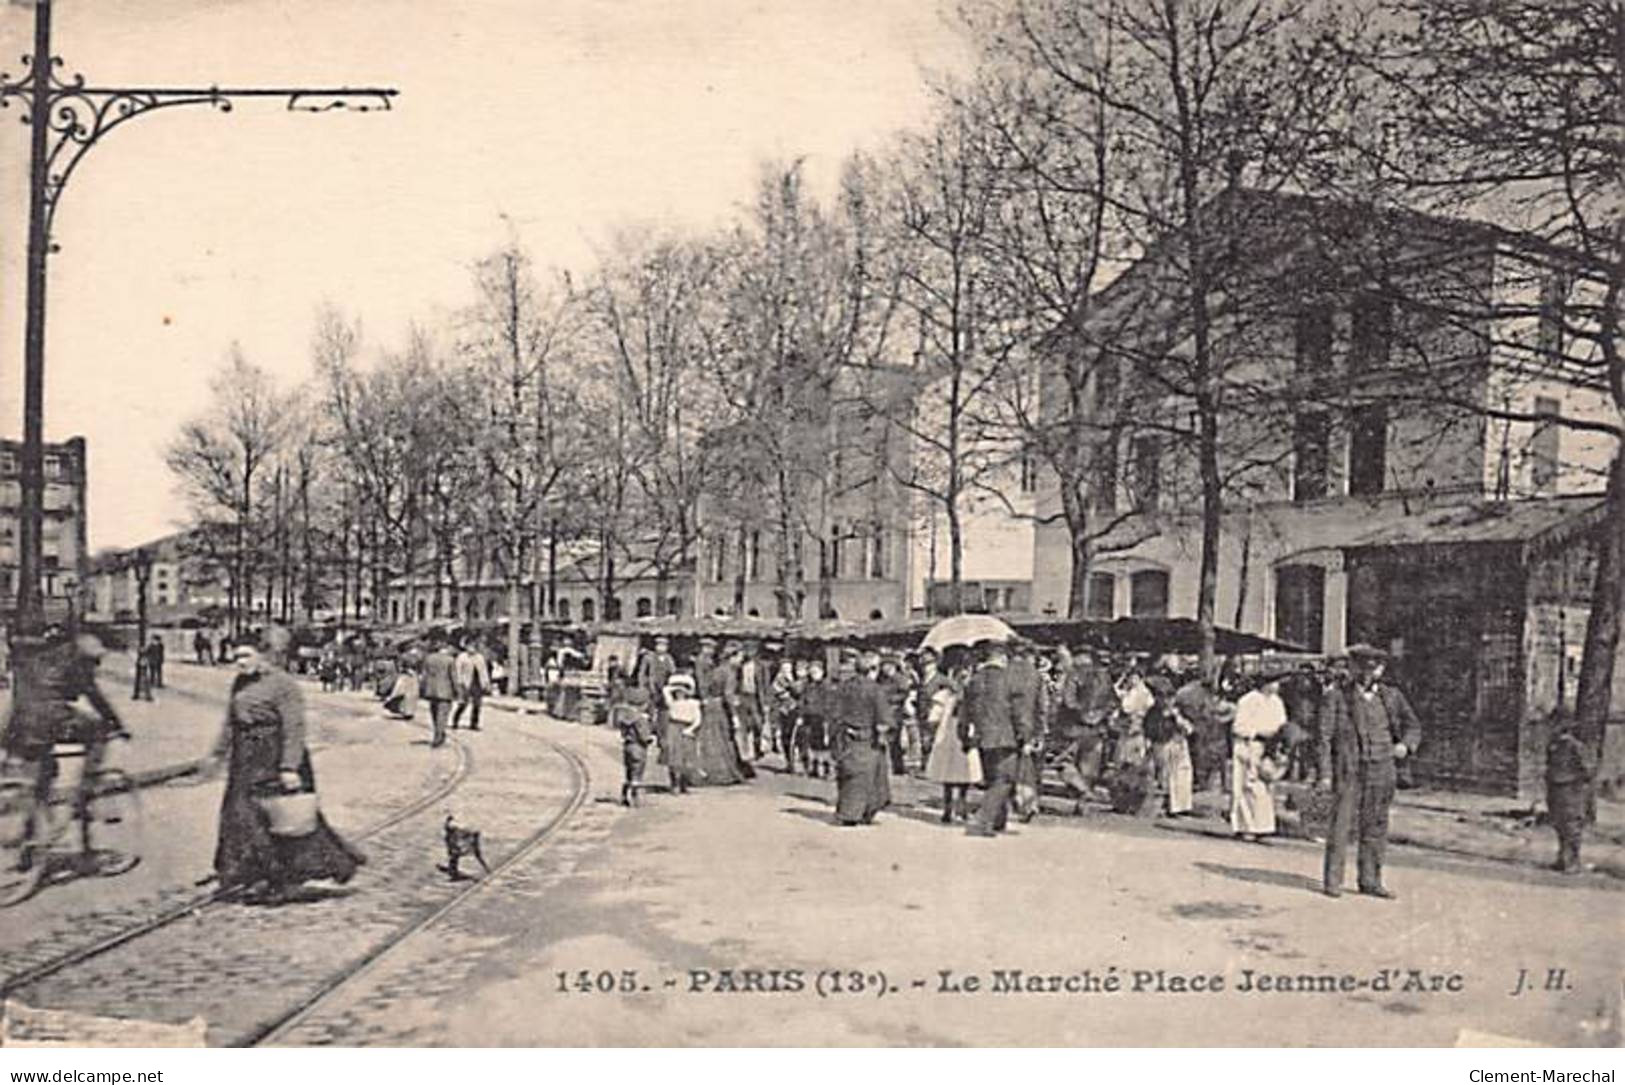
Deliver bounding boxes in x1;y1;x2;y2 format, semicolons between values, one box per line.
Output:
0;436;90;622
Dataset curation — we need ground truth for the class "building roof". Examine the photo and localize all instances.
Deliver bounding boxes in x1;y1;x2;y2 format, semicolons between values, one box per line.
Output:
1342;494;1608;558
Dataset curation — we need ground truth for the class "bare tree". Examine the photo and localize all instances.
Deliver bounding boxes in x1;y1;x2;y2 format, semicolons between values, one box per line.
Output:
701;160;902;620
165;345;292;635
458;243;582;670
586;232;727;615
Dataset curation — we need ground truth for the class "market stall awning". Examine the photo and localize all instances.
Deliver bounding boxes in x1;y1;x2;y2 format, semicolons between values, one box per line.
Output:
1007;615;1311;656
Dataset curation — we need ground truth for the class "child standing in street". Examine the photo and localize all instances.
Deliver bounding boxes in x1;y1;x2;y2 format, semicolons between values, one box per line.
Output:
617;687;657;807
1546;717;1596;874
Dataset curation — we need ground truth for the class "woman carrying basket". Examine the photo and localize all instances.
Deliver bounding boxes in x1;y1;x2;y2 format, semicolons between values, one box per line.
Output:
208;629;365;903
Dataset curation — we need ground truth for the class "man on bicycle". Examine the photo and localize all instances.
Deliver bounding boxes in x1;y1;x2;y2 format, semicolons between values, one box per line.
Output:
2;628;129;867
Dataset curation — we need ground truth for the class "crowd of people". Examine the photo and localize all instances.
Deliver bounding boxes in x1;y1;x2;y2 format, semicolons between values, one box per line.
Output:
604;633;1460;898
0;618;1599;912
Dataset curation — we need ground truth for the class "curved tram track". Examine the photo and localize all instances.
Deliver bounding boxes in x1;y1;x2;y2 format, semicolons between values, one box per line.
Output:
2;717;590;1047
1;729;474;999
246;736;589;1046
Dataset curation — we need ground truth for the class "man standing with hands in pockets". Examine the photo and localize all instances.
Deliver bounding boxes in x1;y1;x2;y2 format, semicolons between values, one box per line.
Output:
1318;644;1422;899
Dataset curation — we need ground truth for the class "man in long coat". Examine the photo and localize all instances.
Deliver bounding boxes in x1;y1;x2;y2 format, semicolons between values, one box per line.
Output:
1318;644;1422;899
830;647;893;825
961;640;1030;837
420;633;458;749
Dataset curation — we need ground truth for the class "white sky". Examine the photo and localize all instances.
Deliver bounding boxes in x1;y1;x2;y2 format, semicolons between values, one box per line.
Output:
0;0;972;551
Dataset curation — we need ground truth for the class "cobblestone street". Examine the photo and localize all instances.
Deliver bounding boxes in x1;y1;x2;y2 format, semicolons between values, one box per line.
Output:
2;669;584;1046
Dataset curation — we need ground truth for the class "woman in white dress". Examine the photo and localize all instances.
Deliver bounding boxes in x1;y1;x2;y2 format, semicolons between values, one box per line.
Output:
1231;675;1287;842
923;671;981;823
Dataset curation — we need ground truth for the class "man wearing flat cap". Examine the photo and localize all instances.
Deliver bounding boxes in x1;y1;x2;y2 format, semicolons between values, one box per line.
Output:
1318;644;1422;899
960;639;1030;837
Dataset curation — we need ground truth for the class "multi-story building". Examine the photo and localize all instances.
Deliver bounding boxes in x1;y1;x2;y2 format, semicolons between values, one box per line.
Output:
0;436;90;621
1031;192;1622;794
85;530;199;622
382;538;695;627
911;460;1039;618
691;365;918;623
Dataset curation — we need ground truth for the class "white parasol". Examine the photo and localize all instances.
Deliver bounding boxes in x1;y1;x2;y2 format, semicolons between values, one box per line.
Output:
920;614;1017;652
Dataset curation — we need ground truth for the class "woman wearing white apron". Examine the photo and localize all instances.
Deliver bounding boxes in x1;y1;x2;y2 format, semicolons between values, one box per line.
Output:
1231;676;1287;842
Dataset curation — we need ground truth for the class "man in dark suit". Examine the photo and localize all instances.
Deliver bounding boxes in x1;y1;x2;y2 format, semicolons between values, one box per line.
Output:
1318;644;1422;899
420;632;458;749
960;640;1031;837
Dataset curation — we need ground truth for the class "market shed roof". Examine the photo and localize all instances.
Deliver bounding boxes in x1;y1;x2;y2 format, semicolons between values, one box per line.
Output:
1342;494;1607;559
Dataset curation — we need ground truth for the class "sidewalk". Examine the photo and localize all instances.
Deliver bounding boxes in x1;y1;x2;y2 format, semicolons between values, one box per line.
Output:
1197;780;1625;881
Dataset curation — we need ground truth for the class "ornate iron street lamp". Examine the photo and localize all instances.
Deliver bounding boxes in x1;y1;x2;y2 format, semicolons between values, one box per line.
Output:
1;0;396;635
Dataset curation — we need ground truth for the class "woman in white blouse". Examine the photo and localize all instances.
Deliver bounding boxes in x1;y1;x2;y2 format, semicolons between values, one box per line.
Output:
1231;675;1288;842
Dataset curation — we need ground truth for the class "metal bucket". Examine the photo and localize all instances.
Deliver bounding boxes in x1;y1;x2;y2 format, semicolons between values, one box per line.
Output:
258;791;319;837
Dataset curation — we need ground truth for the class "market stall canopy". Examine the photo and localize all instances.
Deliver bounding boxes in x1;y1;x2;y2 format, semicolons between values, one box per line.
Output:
919;614;1018;652
582;614;788;643
1007;615;1310;655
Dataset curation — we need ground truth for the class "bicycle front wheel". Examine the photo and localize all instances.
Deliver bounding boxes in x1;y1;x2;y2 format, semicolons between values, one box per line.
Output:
86;769;142;877
0;779;45;906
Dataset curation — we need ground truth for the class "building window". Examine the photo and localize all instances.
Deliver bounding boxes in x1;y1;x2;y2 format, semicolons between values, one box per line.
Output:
1538;271;1571;360
665;596;681;617
0;452;15;475
581;597;595;623
1349;294;1392;373
746;530;762;582
1086;572;1115;620
391;599;401;623
1019;452;1037;494
1295;304;1332;375
486;598;497;620
867;525;887;580
416;598;427;622
636;596;652;618
1093;351;1119;414
43;454;62;480
556;597;571;621
828;523;844;580
1275;564;1326;651
1129;570;1169;618
1347;404;1387;496
708;535;727;583
1090;437;1119;516
1130;434;1161;509
605;596;622;621
1531;396;1561;492
1293;412;1331;502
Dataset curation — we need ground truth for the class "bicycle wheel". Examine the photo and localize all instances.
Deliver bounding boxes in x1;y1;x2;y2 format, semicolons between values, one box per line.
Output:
0;779;45;906
86;769;142;877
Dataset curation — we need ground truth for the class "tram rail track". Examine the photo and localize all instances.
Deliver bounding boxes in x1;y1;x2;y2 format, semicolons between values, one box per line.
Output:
0;713;474;999
244;733;589;1047
1;706;592;1050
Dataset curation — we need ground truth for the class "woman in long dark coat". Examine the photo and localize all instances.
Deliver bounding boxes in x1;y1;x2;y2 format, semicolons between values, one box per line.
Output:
211;637;364;902
689;661;750;786
831;651;893;825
